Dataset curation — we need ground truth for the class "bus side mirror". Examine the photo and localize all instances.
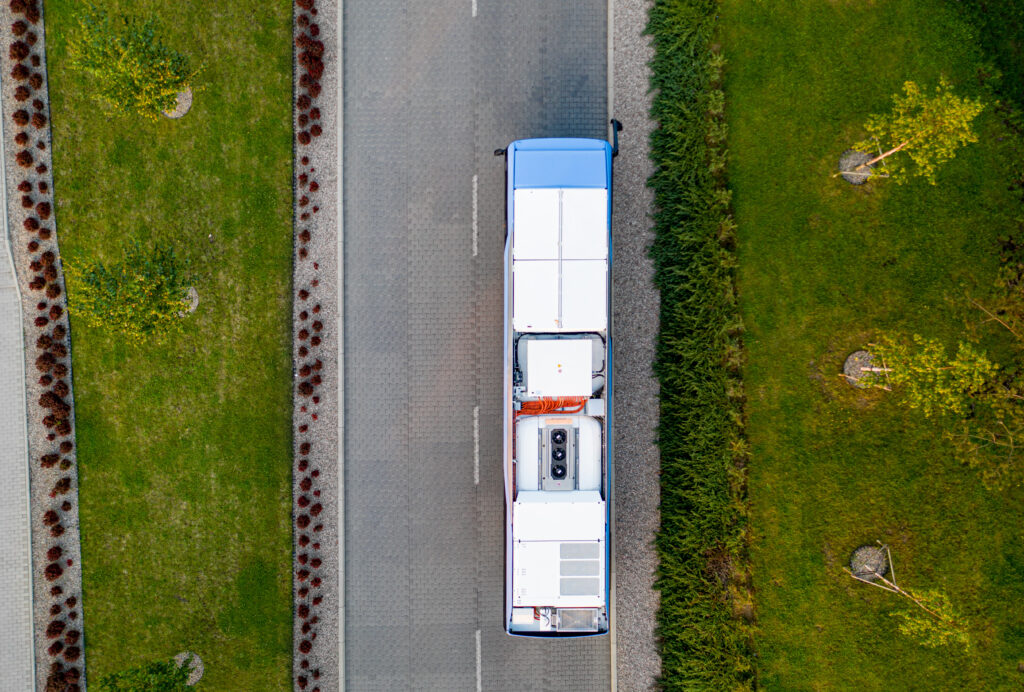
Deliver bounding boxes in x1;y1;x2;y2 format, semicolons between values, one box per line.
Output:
610;119;623;158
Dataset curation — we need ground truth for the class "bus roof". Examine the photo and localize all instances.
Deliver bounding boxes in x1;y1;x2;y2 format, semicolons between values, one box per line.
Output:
510;138;611;189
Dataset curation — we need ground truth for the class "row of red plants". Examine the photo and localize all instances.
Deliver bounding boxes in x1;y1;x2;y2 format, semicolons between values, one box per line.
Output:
293;0;328;690
8;1;84;690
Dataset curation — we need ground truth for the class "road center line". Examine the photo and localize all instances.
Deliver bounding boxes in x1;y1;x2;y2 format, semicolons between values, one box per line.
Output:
471;0;478;18
473;405;480;485
472;174;479;257
475;629;482;692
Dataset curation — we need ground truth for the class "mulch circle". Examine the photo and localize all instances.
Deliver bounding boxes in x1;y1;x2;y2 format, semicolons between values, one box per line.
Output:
162;88;193;119
838;149;874;185
850;545;889;581
842;349;877;388
174;651;204;686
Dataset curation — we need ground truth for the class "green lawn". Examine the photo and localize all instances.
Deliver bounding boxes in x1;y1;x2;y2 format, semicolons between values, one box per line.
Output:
720;0;1024;688
46;1;294;688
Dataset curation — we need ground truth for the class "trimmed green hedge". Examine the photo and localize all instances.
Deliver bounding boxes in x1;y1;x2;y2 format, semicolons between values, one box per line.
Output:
647;0;755;688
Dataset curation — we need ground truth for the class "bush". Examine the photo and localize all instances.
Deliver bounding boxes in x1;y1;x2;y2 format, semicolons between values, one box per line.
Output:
66;5;199;120
648;0;754;688
95;657;190;691
66;241;192;343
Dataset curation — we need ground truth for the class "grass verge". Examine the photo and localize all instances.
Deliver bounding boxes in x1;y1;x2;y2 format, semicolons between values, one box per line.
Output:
720;0;1024;688
647;1;754;688
46;1;294;688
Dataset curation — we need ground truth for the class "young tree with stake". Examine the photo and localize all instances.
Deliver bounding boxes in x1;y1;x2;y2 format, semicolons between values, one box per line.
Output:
838;78;984;184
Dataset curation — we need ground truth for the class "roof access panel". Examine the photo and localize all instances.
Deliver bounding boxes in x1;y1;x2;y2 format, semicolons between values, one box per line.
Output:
512;189;560;260
561;188;608;260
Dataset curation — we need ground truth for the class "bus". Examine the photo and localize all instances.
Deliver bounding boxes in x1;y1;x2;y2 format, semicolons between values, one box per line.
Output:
497;123;620;636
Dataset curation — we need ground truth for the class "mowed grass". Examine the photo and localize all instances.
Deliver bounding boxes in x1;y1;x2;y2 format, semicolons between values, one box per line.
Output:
46;1;294;688
720;0;1024;689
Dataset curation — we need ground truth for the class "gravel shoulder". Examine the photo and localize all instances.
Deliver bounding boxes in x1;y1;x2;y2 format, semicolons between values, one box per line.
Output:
612;0;661;689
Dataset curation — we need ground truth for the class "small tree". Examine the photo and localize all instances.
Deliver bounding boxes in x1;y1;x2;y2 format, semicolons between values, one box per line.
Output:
842;78;984;184
66;242;193;343
846;543;970;650
66;6;199;119
866;334;998;417
866;334;1024;488
96;656;190;691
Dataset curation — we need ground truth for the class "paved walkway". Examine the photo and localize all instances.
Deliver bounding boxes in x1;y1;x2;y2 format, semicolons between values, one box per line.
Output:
0;179;34;690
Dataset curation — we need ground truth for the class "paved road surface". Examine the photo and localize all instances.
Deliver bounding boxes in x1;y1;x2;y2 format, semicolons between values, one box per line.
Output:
343;1;610;689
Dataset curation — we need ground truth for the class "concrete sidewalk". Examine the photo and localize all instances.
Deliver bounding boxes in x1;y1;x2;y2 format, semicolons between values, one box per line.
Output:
0;192;34;689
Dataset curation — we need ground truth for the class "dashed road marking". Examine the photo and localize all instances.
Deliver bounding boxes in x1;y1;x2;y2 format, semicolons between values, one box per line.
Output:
472;0;478;18
473;405;480;485
472;174;479;257
475;629;482;691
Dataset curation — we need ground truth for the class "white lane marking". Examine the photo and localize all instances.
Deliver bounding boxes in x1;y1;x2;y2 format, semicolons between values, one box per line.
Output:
472;174;479;257
473;405;480;485
475;629;482;691
472;0;478;17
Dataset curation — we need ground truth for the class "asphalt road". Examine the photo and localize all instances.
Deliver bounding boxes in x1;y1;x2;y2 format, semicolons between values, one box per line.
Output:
343;1;611;690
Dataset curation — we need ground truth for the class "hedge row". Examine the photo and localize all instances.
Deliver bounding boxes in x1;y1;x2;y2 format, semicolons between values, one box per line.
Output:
646;1;755;689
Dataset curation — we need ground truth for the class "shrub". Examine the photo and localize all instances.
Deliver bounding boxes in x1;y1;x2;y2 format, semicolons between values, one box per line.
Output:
38;227;51;239
66;241;192;343
14;85;29;100
64;646;81;662
45;282;61;299
52;324;66;339
49;304;63;319
298;131;311;145
95;657;190;691
66;6;200;120
647;0;753;688
54;381;70;397
11;63;29;80
28;72;41;89
35;352;54;372
34;315;48;327
48;641;64;655
15;132;29;146
60;441;73;454
16;150;32;167
47;546;62;561
52;478;72;495
9;40;29;60
12;20;27;35
44;563;63;581
65;629;80;644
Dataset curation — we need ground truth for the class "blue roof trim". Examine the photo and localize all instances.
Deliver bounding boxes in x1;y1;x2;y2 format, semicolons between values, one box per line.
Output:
510;138;611;189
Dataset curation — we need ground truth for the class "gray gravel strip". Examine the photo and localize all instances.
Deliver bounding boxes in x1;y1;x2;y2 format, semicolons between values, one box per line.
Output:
291;0;340;690
1;1;87;690
611;0;662;689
